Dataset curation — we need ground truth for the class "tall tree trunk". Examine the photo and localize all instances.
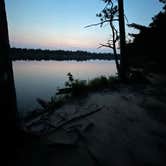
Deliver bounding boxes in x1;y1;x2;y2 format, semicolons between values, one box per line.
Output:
0;0;18;148
118;0;127;80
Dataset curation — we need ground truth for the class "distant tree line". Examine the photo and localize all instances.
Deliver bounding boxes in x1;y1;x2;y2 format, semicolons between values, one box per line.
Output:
10;48;116;61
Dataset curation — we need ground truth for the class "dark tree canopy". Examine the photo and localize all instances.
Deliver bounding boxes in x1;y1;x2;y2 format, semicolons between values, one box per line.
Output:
126;0;166;73
159;0;166;4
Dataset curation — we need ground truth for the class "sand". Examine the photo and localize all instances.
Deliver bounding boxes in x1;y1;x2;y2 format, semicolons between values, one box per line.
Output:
19;74;166;166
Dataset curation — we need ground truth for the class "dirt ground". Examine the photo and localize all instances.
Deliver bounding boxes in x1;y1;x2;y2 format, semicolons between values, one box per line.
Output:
16;74;166;166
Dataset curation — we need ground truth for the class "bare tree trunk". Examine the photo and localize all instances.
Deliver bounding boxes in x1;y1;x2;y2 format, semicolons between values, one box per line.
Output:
118;0;127;80
110;22;120;76
0;0;18;142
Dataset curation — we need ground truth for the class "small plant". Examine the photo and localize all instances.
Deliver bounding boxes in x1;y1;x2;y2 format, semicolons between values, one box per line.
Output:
65;72;88;96
65;72;74;87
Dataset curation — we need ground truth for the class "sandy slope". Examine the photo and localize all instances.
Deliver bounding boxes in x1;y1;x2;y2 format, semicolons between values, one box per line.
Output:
18;74;166;166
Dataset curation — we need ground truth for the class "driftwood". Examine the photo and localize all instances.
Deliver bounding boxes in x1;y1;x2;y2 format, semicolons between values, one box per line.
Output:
56;88;72;95
24;98;50;123
42;106;103;135
37;98;49;109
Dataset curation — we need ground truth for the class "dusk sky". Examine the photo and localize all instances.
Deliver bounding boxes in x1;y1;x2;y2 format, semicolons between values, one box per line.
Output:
5;0;163;52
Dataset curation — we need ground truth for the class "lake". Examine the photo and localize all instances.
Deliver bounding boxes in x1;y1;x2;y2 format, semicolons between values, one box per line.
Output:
13;60;117;117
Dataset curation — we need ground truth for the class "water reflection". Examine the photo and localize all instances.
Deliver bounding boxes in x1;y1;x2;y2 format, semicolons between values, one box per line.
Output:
13;60;116;116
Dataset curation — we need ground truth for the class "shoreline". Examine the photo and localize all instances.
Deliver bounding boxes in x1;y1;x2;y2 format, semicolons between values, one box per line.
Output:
18;73;166;166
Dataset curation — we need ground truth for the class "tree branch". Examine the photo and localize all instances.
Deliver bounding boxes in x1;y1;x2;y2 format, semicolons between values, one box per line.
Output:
98;43;113;49
85;19;118;28
84;21;109;28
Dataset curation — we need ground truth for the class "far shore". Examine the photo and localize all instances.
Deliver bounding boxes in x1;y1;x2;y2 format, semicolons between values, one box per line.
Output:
10;47;118;61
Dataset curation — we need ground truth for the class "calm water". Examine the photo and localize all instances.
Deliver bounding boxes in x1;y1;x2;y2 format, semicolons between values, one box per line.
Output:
13;60;116;116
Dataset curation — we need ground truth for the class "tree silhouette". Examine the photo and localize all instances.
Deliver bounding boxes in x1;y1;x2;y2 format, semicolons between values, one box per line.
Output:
117;0;127;80
0;0;18;146
86;0;127;80
126;0;166;73
159;0;166;4
86;0;120;75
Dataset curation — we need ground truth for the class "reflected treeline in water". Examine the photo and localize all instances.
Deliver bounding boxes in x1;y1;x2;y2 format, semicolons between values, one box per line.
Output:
10;48;117;61
126;0;166;73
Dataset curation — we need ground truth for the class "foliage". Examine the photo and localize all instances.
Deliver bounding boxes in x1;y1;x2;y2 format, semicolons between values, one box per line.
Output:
96;1;119;48
88;76;109;90
159;0;166;4
64;72;119;96
65;72;88;96
88;75;119;90
126;0;166;73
